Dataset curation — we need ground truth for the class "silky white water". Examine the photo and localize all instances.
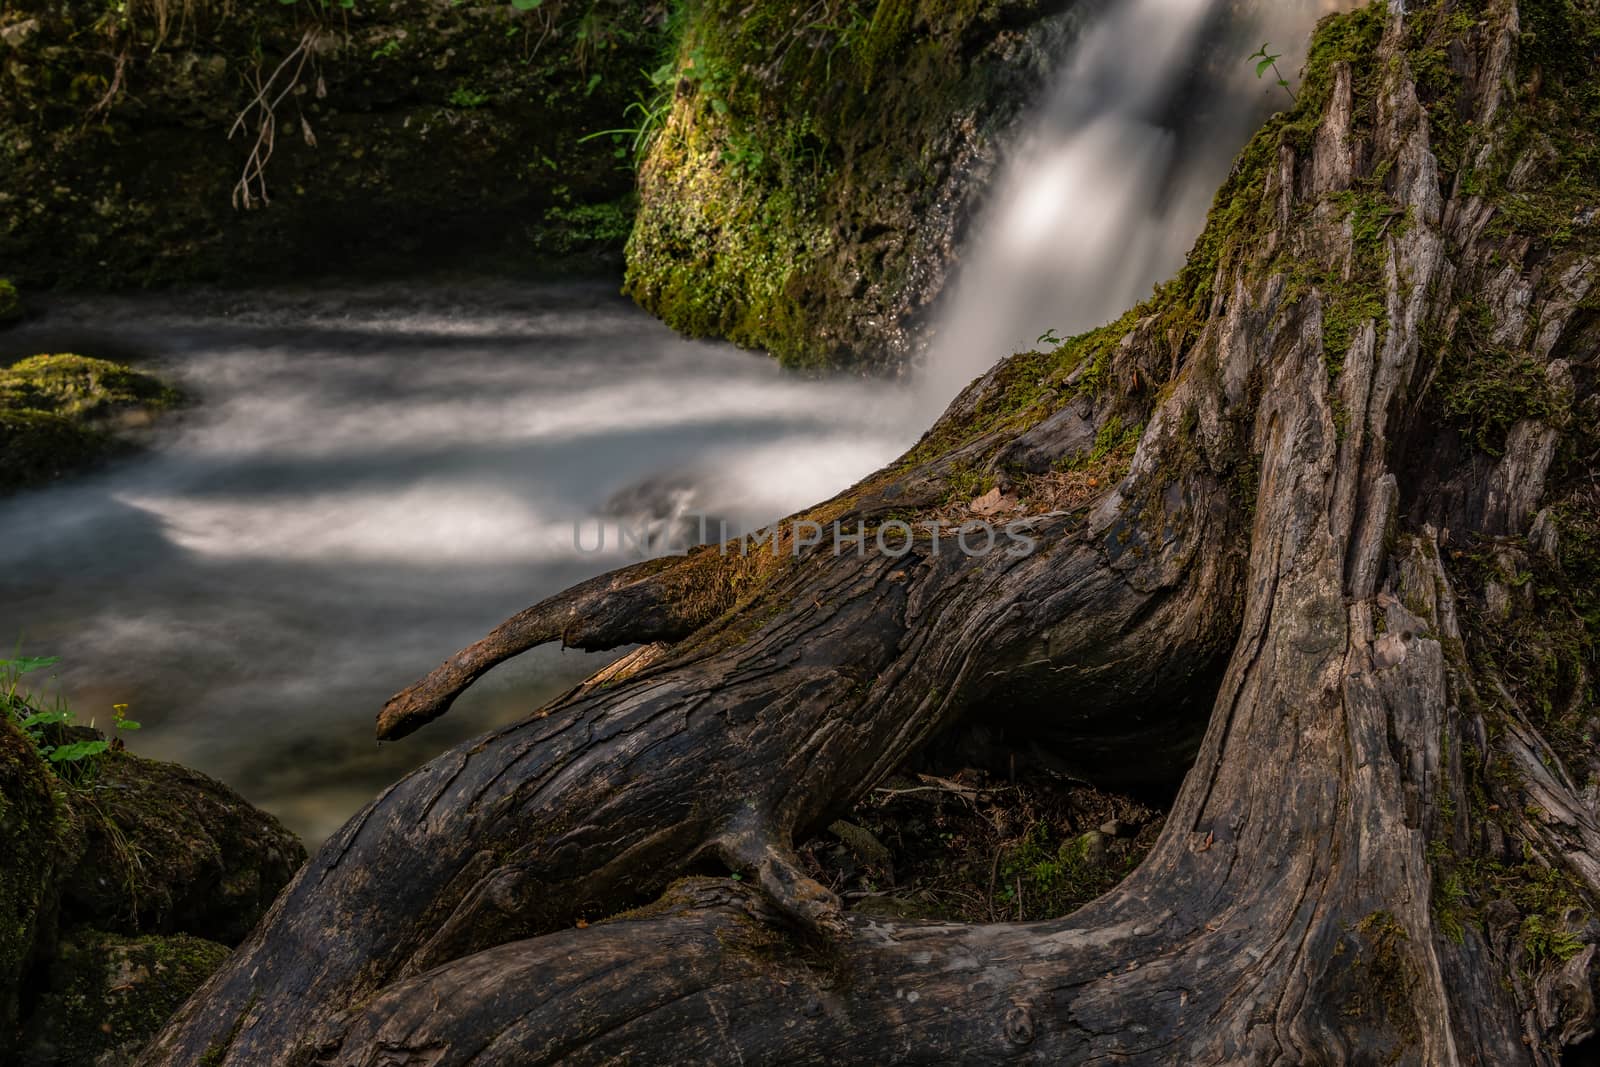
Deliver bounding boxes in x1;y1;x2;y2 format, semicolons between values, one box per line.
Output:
917;0;1349;412
0;1;1347;843
0;282;917;841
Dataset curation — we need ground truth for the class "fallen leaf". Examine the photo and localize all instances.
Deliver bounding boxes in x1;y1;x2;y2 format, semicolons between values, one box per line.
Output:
970;487;1004;515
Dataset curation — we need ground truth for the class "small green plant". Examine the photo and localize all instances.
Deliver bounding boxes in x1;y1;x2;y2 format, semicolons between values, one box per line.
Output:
369;38;403;61
1249;42;1298;104
3;654;138;776
579;59;677;163
447;84;492;109
1036;329;1065;348
719;134;766;178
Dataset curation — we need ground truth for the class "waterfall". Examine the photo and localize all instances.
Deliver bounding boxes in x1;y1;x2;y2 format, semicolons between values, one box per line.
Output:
917;0;1352;414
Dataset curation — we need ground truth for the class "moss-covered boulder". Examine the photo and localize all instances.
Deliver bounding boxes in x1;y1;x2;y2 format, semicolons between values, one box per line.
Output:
4;697;305;1060
0;355;181;420
0;715;66;1050
0;0;667;286
0;279;21;324
17;930;230;1067
0;354;181;493
61;751;307;946
624;0;1098;370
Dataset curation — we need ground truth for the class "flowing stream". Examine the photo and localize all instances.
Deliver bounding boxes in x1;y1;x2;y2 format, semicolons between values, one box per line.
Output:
0;281;916;842
1;0;1347;844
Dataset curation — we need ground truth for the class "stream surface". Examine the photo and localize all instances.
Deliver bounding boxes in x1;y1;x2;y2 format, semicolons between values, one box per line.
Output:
0;280;917;842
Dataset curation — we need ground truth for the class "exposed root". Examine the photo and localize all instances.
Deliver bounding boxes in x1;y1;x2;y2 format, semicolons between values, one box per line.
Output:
376;553;743;741
126;0;228;48
228;26;320;211
86;49;132;122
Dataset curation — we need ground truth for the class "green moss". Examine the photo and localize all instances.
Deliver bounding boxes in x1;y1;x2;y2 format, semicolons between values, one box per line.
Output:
941;459;993;505
993;821;1137;920
903;308;1143;471
1343;910;1419;1045
20;929;230;1064
625;0;1083;369
1439;345;1570;456
1428;846;1590;968
538;196;637;255
855;0;915;85
1176;3;1388;314
0;354;181;418
0;279;21;323
0;354;180;493
1453;0;1600;248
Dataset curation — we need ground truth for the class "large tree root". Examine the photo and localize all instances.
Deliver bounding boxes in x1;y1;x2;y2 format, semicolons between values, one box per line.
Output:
146;444;1239;1062
146;3;1600;1064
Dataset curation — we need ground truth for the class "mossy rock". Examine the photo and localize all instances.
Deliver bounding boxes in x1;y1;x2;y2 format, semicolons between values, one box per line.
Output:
2;706;301;1059
0;713;80;1052
625;0;1089;370
0;354;181;493
60;751;307;946
0;279;20;324
17;928;230;1066
0;410;109;493
0;354;181;419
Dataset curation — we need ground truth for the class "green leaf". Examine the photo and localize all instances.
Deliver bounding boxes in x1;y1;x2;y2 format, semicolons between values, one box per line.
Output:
509;0;544;10
1255;55;1279;77
710;97;729;116
19;710;69;730
47;740;109;763
2;656;62;674
116;720;141;731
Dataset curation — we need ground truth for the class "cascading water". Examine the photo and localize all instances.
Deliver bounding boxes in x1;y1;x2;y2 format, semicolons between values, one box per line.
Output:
917;0;1350;414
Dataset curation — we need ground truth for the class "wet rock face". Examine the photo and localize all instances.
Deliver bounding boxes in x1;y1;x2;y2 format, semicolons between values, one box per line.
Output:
624;0;1100;372
0;0;666;287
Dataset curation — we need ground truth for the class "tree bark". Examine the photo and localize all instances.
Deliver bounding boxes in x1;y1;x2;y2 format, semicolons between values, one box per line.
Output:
144;2;1600;1063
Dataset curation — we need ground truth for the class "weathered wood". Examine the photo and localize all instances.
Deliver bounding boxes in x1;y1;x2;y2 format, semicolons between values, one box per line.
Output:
144;3;1600;1064
376;556;720;740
